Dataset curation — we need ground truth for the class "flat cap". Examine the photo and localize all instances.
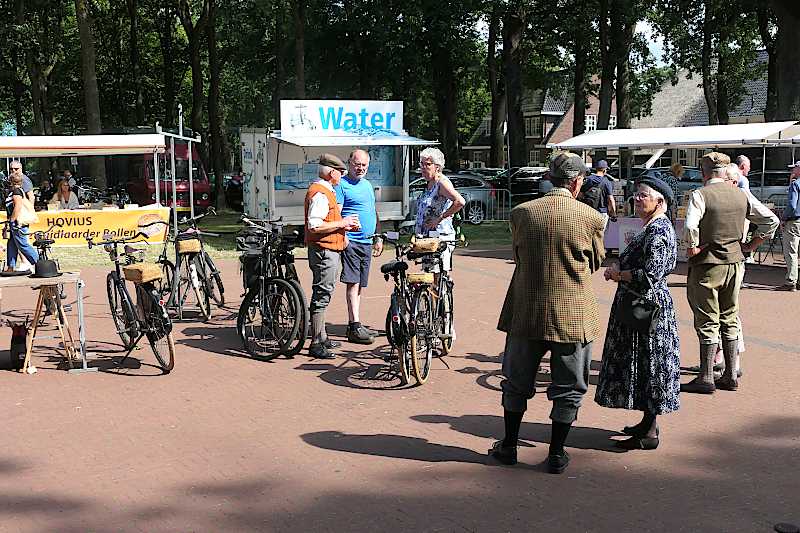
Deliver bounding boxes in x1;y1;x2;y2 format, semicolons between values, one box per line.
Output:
318;153;346;171
701;151;731;169
549;151;587;180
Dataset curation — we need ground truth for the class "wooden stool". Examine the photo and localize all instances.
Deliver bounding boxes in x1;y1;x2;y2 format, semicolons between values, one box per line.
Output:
22;285;78;372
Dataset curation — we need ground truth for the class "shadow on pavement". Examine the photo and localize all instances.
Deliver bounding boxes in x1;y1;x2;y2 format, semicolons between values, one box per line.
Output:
411;413;626;453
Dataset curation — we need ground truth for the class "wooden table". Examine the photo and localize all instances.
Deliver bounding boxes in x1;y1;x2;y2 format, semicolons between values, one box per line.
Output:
0;271;95;373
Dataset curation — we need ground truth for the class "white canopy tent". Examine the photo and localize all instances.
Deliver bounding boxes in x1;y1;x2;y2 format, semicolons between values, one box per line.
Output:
548;121;800;150
548;121;800;199
0;134;166;158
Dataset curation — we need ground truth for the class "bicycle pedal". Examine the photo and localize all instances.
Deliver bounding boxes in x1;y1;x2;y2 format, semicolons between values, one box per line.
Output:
63;304;73;312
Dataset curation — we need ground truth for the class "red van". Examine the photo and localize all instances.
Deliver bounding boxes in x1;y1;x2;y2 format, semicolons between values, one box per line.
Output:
125;140;212;215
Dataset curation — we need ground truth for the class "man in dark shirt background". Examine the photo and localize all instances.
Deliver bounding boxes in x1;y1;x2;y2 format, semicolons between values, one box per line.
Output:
580;159;617;222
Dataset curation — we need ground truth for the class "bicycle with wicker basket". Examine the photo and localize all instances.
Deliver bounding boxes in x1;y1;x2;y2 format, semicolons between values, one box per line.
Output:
374;231;438;386
87;229;175;373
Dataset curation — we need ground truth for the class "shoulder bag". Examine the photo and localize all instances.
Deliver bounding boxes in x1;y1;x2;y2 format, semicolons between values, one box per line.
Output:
15;192;39;226
616;273;661;335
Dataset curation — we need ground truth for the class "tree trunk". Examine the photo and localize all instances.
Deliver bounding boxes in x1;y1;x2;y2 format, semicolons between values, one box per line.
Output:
178;0;210;137
616;20;635;171
701;1;719;125
127;0;145;124
292;0;305;98
273;0;286;126
758;4;778;122
772;1;800;120
503;8;526;167
75;0;106;186
433;47;459;169
597;0;614;132
715;45;730;125
572;31;589;137
487;4;505;168
208;0;225;209
158;4;177;127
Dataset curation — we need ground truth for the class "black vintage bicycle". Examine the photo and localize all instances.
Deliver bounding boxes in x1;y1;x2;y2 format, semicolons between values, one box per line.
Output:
236;216;306;359
158;208;225;320
88;228;175;373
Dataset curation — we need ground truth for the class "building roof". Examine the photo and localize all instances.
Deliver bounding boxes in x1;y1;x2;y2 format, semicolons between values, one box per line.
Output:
632;50;769;129
465;88;569;147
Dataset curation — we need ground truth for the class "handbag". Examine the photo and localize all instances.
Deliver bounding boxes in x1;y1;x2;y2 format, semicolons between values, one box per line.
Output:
616;274;661;335
15;194;39;226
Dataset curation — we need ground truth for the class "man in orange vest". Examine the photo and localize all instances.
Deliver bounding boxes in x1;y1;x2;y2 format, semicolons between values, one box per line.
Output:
305;153;360;359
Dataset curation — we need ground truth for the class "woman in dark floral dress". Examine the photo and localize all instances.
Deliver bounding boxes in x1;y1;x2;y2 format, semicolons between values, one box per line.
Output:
595;178;681;450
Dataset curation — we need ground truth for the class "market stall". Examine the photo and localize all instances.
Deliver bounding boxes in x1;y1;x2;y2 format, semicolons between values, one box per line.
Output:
549;121;800;256
241;99;436;226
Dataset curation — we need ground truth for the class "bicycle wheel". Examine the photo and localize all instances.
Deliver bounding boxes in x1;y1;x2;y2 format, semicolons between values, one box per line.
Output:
138;284;175;373
106;272;138;349
189;255;212;321
237;278;301;359
158;259;175;301
385;301;412;386
410;288;434;384
281;279;308;357
203;250;225;307
439;282;454;355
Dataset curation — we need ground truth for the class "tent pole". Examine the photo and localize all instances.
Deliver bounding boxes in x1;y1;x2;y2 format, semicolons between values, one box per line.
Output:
761;145;766;200
170;137;178;238
188;138;195;219
153;148;160;205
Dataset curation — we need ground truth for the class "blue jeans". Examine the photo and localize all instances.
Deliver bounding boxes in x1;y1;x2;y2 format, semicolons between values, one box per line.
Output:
7;224;39;269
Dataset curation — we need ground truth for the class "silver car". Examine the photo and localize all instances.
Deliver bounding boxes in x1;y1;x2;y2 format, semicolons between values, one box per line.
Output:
409;172;498;225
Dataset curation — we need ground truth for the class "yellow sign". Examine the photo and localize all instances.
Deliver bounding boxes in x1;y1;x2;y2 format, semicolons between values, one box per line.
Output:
0;207;170;247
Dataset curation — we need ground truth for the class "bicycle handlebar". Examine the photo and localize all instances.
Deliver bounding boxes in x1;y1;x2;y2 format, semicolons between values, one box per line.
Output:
178;207;217;227
86;232;148;249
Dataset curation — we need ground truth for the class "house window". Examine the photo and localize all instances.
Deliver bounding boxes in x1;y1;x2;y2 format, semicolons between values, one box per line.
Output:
482;118;490;133
529;150;542;165
525;116;543;137
609;115;617;129
473;151;483;162
585;114;597;132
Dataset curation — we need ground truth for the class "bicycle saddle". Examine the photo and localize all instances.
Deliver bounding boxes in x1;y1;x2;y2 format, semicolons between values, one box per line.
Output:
124;244;143;255
33;238;55;247
380;260;408;275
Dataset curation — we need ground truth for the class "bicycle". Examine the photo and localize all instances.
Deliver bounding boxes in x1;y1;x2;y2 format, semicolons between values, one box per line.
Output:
158;208;225;320
373;230;437;385
412;238;458;357
88;231;175;373
236;215;306;359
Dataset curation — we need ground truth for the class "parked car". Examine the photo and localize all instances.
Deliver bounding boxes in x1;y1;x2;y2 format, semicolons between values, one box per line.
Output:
746;170;794;206
459;167;505;180
484;166;549;206
409;172;497;225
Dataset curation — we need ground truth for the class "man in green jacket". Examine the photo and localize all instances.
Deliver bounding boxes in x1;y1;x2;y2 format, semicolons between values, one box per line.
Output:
489;151;606;474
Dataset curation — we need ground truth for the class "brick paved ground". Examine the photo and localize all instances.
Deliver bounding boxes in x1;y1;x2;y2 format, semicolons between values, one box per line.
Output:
0;250;798;532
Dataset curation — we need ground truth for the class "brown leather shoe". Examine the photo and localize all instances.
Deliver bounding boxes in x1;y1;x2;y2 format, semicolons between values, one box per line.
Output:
680;377;715;394
714;376;739;391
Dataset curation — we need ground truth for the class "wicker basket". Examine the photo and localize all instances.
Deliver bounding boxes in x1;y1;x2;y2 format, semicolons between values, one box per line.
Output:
412;238;441;253
177;237;202;254
123;263;163;284
407;272;434;285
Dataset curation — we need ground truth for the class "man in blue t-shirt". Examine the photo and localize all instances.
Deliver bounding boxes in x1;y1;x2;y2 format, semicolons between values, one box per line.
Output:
334;149;381;344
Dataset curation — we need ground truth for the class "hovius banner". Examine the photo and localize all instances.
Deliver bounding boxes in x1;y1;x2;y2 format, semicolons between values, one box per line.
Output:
0;206;170;247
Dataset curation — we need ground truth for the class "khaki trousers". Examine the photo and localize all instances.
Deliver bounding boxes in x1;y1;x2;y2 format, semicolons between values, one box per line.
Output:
784;219;800;285
687;262;744;345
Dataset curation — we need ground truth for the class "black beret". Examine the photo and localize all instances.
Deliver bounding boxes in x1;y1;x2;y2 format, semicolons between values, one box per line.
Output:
637;176;675;205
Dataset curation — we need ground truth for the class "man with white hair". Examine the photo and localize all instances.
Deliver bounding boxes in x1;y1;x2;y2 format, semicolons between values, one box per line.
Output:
334;149;382;344
735;155;750;190
304;153;360;359
681;153;777;394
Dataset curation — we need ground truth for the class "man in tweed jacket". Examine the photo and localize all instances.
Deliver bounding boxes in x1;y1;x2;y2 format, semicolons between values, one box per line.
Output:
489;152;606;474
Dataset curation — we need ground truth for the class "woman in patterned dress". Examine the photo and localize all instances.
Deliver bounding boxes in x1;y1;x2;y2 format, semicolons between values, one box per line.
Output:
594;177;681;450
414;147;465;272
